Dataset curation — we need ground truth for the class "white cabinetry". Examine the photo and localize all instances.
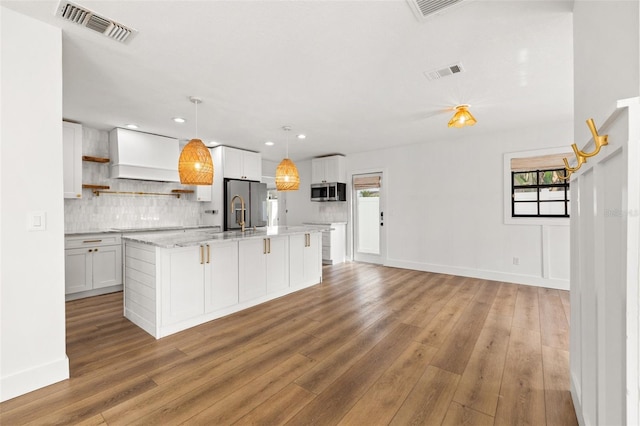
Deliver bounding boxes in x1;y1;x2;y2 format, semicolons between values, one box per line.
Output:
222;147;262;181
311;155;346;184
238;236;289;302
63;121;82;199
323;223;346;265
161;245;205;326
64;233;122;300
195;185;212;202
206;241;239;312
290;232;322;289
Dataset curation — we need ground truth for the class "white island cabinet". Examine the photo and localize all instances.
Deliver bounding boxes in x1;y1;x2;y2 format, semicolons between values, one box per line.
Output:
123;227;324;339
290;232;321;289
238;235;289;302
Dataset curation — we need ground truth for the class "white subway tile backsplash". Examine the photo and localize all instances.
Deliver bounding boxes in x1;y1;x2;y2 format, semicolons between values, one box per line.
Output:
65;127;204;233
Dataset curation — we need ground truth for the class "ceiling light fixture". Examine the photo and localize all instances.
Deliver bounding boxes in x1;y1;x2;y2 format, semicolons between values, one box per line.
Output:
448;104;477;128
173;117;186;123
208;141;219;147
275;126;300;191
178;96;213;185
265;141;274;146
297;134;306;140
125;123;139;129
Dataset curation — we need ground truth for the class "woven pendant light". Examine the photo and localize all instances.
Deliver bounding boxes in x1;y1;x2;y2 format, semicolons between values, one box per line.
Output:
275;126;300;191
448;104;477;128
179;97;213;185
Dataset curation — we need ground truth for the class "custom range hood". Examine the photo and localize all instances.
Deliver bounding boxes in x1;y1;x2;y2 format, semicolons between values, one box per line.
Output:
109;128;180;182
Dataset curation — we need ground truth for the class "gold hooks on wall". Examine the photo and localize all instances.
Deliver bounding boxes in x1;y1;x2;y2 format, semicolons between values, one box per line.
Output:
561;118;609;179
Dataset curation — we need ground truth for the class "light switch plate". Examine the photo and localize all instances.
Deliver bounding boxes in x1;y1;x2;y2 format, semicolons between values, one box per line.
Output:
27;211;46;231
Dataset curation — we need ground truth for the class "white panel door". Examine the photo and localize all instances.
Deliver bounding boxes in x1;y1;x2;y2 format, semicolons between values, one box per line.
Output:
242;151;262;181
161;246;204;326
64;248;92;294
289;234;305;288
92;244;122;289
62;121;82;199
303;232;321;285
238;239;266;302
206;241;239;312
266;236;289;294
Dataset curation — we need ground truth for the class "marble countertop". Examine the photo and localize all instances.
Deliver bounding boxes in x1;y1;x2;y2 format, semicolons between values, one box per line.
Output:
122;225;332;248
303;221;348;225
65;225;221;237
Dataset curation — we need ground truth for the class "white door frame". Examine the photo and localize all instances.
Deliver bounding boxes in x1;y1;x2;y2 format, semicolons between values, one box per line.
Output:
348;168;387;265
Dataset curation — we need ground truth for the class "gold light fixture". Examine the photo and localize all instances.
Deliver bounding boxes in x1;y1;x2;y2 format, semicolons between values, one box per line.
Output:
178;97;214;185
275;126;300;191
448;104;477;128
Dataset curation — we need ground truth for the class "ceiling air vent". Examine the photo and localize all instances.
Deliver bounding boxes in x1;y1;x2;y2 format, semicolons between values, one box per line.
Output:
424;63;465;81
407;0;466;20
56;1;137;43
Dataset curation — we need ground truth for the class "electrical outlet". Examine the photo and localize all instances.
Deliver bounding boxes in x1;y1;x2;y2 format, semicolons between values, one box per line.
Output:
512;257;519;266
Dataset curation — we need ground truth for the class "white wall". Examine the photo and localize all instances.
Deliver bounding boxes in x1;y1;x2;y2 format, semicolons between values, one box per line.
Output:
346;121;573;289
571;2;640;425
1;7;69;401
573;0;640;144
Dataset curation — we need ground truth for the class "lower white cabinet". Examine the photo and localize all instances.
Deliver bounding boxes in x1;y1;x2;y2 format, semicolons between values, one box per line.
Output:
206;241;239;312
65;234;122;299
238;236;289;302
290;232;322;289
124;230;322;339
160;245;206;326
161;241;240;326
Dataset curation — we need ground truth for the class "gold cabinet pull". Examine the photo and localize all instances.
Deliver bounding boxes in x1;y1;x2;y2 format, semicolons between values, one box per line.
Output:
88;249;93;253
206;244;210;264
263;239;267;254
83;239;102;243
268;238;271;254
94;248;98;252
200;245;204;264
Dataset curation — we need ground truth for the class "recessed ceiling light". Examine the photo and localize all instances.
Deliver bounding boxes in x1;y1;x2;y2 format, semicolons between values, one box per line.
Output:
207;141;219;147
173;117;186;123
125;123;139;129
265;141;274;146
297;134;306;139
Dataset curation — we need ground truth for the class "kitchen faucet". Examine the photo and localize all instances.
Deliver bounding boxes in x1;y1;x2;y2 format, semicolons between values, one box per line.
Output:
230;194;246;232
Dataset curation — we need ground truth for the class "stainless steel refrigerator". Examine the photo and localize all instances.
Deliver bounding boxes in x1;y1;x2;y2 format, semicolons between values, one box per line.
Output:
224;178;268;230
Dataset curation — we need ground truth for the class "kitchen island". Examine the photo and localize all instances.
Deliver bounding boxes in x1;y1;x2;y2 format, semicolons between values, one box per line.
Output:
122;226;328;338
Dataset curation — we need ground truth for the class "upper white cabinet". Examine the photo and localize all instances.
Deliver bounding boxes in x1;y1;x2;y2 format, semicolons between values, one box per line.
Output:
195;185;212;202
63;121;83;199
222;147;262;181
311;155;346;183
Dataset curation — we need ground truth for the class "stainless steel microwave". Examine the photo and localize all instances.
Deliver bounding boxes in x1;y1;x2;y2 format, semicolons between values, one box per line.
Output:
310;182;346;202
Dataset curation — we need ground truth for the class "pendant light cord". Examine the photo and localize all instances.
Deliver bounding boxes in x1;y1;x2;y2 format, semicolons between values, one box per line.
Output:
195;100;198;139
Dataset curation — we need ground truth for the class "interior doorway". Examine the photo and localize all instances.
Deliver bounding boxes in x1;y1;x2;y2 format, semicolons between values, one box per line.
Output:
352;172;384;264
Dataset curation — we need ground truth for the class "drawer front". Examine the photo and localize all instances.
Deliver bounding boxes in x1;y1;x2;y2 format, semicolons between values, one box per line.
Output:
65;233;122;249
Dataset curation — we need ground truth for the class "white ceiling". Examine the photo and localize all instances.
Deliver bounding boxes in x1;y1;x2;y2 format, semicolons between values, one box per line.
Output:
3;0;574;161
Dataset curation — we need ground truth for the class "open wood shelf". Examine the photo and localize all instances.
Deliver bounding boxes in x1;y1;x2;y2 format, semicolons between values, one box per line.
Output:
171;189;195;194
82;184;110;190
82;156;110;163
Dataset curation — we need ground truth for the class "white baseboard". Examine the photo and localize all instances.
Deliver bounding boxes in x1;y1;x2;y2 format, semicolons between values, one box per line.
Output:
385;259;569;290
0;356;69;402
571;374;585;426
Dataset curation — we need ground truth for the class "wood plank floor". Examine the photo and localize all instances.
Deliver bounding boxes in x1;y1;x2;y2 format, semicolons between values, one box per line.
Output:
0;263;578;425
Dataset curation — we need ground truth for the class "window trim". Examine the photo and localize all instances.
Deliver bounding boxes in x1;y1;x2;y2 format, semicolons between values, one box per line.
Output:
504;148;571;226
